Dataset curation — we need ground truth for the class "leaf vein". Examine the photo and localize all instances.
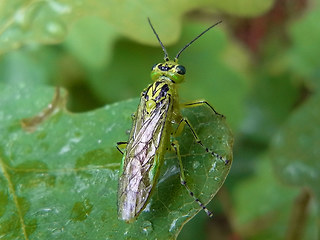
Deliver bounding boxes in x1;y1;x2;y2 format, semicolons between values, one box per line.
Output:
0;155;29;240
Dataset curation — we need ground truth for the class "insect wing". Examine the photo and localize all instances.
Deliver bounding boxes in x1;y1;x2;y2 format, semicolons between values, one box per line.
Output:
118;92;171;222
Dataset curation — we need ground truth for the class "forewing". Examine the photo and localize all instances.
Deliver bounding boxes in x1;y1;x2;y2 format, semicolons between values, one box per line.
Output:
118;95;171;221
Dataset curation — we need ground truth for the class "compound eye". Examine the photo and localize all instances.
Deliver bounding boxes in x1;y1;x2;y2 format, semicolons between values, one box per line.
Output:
151;63;158;70
176;65;186;75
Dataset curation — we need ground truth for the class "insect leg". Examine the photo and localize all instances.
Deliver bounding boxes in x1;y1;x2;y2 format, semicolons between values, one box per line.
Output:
116;141;128;155
175;117;229;165
171;140;214;217
182;100;225;118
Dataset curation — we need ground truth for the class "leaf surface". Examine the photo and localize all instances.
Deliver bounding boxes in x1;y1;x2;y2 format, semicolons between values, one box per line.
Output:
0;0;274;53
0;84;233;239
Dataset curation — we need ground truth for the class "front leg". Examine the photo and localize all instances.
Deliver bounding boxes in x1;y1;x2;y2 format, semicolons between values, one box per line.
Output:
182;100;225;118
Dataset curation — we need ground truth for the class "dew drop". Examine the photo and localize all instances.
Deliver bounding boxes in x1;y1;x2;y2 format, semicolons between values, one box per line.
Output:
141;221;153;236
169;218;178;232
44;20;67;42
193;161;200;169
209;162;217;172
14;9;26;24
48;1;72;14
51;226;65;235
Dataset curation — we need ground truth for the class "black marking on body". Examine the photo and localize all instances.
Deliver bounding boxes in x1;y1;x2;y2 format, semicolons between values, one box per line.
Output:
158;64;173;71
156;84;169;100
153;81;162;95
144;89;149;101
144;82;170;109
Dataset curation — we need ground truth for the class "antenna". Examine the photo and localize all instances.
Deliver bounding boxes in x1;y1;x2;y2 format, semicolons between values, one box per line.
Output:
175;20;222;60
148;18;169;61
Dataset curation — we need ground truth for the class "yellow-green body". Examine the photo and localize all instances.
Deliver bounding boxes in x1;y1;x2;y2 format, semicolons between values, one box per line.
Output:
117;61;185;222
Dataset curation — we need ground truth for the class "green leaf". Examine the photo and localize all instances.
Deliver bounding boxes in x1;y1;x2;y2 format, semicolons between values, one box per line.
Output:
0;0;274;54
64;16;118;69
241;70;300;142
286;1;320;90
270;93;320;216
0;84;233;239
233;156;299;239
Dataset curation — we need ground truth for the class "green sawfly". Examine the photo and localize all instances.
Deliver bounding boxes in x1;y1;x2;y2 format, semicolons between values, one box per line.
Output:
117;18;230;223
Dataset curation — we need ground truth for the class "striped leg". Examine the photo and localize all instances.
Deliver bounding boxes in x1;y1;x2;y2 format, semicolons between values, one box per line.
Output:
175;117;229;165
171;140;214;217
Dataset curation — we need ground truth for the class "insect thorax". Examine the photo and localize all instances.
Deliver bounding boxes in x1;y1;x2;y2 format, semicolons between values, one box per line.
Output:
144;80;172;114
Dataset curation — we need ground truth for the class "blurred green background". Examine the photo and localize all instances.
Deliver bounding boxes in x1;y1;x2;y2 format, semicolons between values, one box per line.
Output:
0;0;319;239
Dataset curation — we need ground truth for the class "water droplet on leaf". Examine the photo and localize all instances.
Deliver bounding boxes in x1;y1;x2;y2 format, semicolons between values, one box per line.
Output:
141;221;153;235
44;20;67;42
